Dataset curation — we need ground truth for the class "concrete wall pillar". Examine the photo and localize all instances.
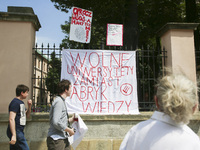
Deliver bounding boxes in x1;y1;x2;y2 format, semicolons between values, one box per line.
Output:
157;22;199;82
0;7;41;113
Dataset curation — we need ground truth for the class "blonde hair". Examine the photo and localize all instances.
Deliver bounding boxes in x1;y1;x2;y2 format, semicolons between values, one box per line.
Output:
156;73;198;124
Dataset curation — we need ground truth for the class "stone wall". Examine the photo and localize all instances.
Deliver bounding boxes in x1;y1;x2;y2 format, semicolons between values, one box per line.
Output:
0;112;200;150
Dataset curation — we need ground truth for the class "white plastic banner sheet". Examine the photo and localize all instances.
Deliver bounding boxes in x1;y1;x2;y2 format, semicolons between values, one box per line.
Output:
69;7;93;43
61;49;139;114
68;114;88;150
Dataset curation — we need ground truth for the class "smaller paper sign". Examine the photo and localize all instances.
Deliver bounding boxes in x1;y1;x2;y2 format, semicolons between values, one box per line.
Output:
69;7;93;43
106;24;123;46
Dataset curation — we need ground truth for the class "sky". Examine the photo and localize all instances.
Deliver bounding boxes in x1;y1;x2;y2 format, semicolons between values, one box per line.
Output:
0;0;71;48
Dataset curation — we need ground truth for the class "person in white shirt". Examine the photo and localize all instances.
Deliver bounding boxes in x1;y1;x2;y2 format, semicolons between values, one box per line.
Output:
120;71;200;150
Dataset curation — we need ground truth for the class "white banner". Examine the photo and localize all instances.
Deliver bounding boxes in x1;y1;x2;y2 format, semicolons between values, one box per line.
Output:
61;49;139;114
106;24;123;46
69;7;93;43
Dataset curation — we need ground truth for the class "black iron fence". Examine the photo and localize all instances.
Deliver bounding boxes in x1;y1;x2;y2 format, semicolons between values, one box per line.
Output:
136;47;167;111
32;44;167;112
32;44;62;112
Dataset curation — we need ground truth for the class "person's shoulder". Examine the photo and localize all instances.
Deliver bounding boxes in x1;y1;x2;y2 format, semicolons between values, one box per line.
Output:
54;96;62;101
10;98;20;105
178;125;200;146
135;119;153;128
52;96;63;105
10;98;25;107
183;125;200;139
128;119;151;132
9;98;22;111
124;119;153;137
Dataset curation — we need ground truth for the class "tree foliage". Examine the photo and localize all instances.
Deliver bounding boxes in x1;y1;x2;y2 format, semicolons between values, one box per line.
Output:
138;0;184;48
50;0;200;49
51;0;138;49
45;51;61;98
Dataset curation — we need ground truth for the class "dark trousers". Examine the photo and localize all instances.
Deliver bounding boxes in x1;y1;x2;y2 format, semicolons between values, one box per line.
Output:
47;136;71;150
7;127;29;150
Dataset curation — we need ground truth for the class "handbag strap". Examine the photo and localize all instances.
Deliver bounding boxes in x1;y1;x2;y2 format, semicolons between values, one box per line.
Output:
58;95;71;128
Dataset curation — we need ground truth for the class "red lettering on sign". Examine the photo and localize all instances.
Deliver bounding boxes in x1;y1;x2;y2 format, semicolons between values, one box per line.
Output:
121;53;129;66
81;100;132;113
110;53;121;67
71;85;107;101
82;102;99;113
71;86;80;100
70;52;87;67
116;101;124;113
125;100;132;112
83;10;92;17
71;19;84;25
108;101;115;113
74;77;79;85
80;86;87;99
100;101;106;113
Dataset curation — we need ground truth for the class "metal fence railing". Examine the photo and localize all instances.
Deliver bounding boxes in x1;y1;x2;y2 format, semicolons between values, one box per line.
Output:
136;47;167;111
32;45;167;112
32;44;62;112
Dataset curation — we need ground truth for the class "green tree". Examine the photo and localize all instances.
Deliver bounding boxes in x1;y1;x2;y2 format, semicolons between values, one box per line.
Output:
51;0;191;49
184;0;200;67
51;0;138;50
45;51;61;101
185;0;198;22
138;0;185;48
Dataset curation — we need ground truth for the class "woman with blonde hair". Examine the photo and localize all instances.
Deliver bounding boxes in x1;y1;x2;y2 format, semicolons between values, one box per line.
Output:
120;72;200;150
